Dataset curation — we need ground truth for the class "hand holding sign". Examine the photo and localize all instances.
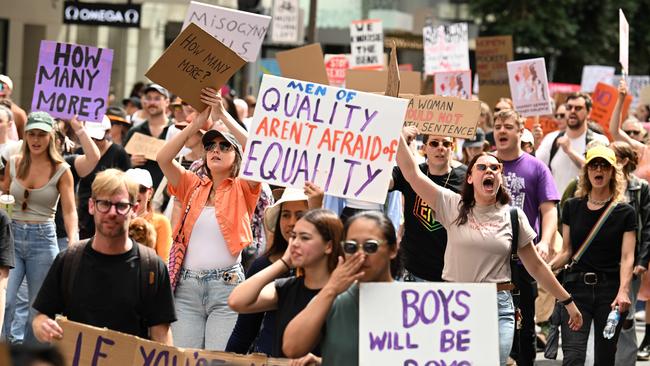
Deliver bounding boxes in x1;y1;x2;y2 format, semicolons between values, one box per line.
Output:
618;78;629;97
199;87;225;123
33;315;64;343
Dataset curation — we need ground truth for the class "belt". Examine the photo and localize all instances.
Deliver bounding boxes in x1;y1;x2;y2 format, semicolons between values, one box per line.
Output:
563;271;618;285
496;282;515;292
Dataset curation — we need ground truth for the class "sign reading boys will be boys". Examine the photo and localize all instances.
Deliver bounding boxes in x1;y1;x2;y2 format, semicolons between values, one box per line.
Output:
241;75;409;204
359;282;499;366
32;41;113;122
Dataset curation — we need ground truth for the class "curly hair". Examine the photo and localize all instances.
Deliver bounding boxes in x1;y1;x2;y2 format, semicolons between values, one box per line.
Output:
575;160;626;203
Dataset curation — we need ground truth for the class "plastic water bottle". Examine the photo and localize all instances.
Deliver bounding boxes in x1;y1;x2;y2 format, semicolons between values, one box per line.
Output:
603;305;620;339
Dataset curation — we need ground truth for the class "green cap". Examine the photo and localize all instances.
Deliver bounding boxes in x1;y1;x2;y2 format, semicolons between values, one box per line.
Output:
25;111;55;133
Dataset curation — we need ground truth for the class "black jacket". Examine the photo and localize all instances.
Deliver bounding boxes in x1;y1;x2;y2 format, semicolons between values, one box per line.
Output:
627;175;650;268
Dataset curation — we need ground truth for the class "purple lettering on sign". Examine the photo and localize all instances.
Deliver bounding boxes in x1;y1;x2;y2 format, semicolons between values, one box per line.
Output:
452;290;471;322
242;140;262;176
91;335;115;365
402;289;420;328
342;159;361;195
262;87;280;112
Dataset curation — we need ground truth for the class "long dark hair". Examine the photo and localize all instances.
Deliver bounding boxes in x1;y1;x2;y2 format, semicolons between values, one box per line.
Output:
453;152;510;225
265;203;290;259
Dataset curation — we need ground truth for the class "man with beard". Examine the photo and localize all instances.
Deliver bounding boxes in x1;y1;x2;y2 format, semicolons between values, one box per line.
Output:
31;169;175;344
536;93;609;192
124;84;172;190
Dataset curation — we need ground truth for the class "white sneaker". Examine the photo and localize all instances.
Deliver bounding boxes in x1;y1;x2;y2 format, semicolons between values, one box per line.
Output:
636;310;646;322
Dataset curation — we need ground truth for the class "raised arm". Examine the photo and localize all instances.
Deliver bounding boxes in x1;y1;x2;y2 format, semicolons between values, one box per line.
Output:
396;128;444;210
609;79;645;150
156;107;210;188
70;116;100;177
201;88;248;147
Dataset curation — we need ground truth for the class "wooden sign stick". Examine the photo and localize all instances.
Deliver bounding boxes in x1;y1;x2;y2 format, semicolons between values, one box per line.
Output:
385;41;400;97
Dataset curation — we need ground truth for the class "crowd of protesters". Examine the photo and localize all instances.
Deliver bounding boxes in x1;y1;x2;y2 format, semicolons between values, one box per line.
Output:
1;71;650;366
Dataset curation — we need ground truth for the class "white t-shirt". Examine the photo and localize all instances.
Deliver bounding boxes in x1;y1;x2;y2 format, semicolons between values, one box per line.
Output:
184;206;241;270
432;187;536;283
536;129;609;193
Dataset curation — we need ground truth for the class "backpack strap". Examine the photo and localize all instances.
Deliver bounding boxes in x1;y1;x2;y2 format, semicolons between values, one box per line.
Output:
62;238;92;309
509;207;519;259
548;131;566;171
137;243;158;321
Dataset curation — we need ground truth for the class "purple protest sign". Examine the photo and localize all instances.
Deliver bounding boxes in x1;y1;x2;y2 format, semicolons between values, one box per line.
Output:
32;41;113;122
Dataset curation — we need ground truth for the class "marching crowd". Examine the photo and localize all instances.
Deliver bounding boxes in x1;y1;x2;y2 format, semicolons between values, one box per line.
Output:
0;72;649;366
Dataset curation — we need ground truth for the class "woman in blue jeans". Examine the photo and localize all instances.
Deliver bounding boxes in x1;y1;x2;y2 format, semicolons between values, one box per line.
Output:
393;129;582;366
1;112;77;343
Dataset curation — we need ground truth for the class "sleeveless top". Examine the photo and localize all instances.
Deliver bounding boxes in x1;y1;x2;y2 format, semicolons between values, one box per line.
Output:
9;156;70;222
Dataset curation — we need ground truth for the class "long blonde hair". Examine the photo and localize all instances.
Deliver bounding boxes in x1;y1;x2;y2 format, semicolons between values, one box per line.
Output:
17;129;65;180
575;161;626;203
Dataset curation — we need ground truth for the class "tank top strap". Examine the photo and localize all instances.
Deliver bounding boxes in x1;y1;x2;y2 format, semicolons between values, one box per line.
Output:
9;156;17;179
50;162;70;185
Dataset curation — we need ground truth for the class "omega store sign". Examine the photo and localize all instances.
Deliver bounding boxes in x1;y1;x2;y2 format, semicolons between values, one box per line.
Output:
63;1;141;28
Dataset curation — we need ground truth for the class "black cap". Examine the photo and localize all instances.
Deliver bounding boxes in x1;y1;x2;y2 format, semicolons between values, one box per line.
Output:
143;83;169;98
202;130;242;156
121;96;142;109
463;127;486;148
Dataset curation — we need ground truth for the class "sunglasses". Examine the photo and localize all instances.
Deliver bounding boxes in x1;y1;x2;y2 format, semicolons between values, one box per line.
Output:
624;130;641;136
22;189;29;211
566;105;584;112
554;113;566;119
93;199;134;215
475;163;502;172
139;185;149;194
587;161;612;171
341;239;386;254
494;107;502;113
427;140;453;148
205;141;234;153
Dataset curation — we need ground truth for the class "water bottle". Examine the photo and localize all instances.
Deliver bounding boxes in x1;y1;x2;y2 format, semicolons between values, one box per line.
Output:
603;305;620;339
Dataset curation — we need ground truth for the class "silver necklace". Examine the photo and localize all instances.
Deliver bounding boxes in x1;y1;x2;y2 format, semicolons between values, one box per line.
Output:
588;194;612;206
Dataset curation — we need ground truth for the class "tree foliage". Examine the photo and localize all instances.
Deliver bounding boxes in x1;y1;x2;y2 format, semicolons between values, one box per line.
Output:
470;0;650;83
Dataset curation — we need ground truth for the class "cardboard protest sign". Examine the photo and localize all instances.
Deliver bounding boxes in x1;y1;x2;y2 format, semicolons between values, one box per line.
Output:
507;58;552;116
276;43;329;85
359;282;499;366
580;65;615;92
423;23;469;75
324;54;350;87
476;35;513;108
271;0;300;44
346;70;421;94
32;41;113;122
241;75;409;204
146;22;246;111
590;82;632;138
350;19;384;70
525;116;558;136
619;9;629;75
402;94;481;139
434;70;472;99
124;132;167;161
183;1;271;62
54;317;290;365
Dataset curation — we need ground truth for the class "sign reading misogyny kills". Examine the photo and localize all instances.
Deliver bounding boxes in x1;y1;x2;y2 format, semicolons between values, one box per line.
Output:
146;22;246;111
423;23;469;75
183;1;271;62
241;75;409;204
32;41;113;122
359;282;499;366
403;94;481;139
349;19;384;69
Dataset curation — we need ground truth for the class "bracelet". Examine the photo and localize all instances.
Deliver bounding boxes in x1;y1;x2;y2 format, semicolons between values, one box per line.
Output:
560;296;574;306
279;258;291;271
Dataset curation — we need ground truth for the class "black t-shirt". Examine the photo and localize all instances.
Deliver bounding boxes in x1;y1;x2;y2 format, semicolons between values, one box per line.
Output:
55;154;79;239
124;121;171;190
77;143;131;239
273;276;320;357
391;163;467;281
562;197;636;273
33;241;176;338
0;210;14;268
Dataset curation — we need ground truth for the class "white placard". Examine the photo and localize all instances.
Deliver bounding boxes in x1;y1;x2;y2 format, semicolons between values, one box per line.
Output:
434;70;472;99
619;9;629;75
183;1;271;62
271;0;300;44
580;65;615;92
350;19;384;69
423;23;469;75
612;75;650;109
507;58;553;116
241;75;409;204
360;282;499;366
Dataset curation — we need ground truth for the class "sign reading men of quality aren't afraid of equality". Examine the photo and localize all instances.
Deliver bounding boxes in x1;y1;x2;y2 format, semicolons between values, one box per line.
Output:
241;75;409;204
359;283;499;366
32;41;113;122
183;1;271;62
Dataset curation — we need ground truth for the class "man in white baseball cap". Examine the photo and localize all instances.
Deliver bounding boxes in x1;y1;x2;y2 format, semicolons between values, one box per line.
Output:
0;75;27;139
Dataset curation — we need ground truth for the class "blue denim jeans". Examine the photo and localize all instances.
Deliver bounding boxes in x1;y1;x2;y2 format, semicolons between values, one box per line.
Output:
498;290;516;366
3;222;59;344
171;264;245;350
4;280;29;343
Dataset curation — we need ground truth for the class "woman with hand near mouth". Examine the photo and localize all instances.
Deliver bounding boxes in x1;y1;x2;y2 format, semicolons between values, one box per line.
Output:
1;111;77;343
228;209;342;364
549;145;636;365
394;127;582;366
156;88;261;351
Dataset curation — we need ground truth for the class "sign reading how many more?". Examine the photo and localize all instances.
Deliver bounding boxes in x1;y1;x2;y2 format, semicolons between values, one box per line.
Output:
241;75;409;204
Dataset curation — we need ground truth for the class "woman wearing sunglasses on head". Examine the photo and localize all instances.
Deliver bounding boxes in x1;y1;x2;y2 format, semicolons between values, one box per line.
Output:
2;111;77;343
228;209;342;364
156;88;261;351
391;127;582;366
283;211;398;366
548;145;636;365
